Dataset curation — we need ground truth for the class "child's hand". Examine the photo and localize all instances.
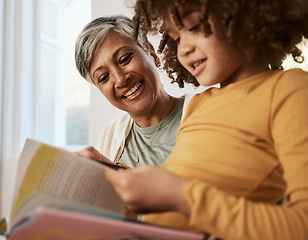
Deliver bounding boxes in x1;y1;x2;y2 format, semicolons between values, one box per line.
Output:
105;165;191;216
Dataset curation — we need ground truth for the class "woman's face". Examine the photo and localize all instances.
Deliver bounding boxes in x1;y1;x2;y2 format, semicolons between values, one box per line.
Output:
89;32;162;117
164;7;250;87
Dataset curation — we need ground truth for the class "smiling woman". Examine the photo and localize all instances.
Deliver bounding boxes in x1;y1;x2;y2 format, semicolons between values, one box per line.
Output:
89;33;165;122
0;0;201;221
74;15;193;168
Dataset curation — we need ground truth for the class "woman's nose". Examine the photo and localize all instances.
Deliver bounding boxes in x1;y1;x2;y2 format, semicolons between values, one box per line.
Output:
114;68;131;87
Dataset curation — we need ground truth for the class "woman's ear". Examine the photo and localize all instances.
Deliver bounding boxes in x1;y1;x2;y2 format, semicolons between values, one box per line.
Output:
148;43;161;68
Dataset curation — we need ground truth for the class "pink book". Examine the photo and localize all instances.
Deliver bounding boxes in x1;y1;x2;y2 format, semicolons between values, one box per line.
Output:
7;207;204;240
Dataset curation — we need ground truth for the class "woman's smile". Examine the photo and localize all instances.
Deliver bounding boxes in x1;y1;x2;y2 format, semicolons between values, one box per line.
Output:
122;80;144;100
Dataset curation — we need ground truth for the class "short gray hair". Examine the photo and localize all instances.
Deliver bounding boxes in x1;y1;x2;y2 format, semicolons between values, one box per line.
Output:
75;15;143;82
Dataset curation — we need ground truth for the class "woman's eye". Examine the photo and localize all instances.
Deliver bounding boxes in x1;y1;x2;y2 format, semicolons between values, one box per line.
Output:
175;38;180;44
98;73;110;84
119;52;133;65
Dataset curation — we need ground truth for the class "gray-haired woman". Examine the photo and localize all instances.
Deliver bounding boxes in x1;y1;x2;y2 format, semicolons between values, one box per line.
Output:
75;15;192;168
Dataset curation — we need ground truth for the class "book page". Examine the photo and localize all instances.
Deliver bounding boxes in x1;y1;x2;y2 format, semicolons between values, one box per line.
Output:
12;139;42;206
11;139;125;222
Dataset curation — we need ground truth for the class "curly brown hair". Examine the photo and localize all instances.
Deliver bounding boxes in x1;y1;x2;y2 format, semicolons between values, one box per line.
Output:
133;0;308;88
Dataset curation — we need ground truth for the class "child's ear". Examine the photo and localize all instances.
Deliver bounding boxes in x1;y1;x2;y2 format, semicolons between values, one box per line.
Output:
148;43;161;67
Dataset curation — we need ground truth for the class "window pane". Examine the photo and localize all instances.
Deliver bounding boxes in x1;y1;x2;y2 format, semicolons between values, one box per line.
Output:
38;46;57;144
42;0;58;39
65;0;91;145
39;0;91;146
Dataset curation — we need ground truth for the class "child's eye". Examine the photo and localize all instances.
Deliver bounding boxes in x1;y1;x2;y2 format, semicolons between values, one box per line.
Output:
189;23;201;32
119;52;133;65
98;73;110;84
175;38;180;44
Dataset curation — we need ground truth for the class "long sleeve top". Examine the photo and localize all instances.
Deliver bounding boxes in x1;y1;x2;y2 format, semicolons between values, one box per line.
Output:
142;69;308;240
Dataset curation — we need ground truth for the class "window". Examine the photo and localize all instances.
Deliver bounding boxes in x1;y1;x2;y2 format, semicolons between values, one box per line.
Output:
1;0;91;153
65;1;92;146
0;0;91;218
38;0;91;146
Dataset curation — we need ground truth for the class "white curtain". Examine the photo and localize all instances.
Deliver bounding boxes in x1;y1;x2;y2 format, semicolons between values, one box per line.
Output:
0;0;39;217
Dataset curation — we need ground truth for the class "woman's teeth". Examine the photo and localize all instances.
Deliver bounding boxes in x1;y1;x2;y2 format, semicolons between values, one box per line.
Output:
123;81;142;98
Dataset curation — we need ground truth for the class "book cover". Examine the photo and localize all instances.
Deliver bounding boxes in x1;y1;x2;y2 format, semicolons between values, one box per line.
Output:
8;207;204;240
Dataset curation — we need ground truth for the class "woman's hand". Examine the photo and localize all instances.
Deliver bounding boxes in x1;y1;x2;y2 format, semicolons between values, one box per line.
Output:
105;164;191;216
76;146;116;166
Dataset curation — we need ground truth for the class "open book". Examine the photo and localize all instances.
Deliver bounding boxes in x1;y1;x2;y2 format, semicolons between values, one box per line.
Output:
7;139;204;240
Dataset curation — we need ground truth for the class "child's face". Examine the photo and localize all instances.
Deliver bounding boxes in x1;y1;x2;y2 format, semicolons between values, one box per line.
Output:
164;7;247;87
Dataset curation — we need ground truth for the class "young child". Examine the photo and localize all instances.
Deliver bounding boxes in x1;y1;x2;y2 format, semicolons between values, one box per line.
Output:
105;1;308;239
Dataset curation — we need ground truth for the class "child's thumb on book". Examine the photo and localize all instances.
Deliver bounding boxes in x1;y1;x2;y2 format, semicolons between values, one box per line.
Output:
105;167;123;184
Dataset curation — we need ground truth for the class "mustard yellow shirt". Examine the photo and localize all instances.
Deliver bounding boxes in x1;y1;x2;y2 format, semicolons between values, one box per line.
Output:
143;69;308;240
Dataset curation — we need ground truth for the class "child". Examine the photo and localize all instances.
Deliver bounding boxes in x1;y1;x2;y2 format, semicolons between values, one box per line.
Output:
105;0;308;239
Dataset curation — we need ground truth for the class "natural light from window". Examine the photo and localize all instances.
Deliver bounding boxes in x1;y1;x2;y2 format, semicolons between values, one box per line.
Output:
39;0;91;147
283;39;308;71
65;0;91;146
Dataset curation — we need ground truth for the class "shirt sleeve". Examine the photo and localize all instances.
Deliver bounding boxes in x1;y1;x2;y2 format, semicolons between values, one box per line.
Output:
183;70;308;240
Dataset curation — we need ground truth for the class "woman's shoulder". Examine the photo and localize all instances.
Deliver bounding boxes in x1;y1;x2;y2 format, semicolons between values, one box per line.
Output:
103;113;133;133
95;113;133;156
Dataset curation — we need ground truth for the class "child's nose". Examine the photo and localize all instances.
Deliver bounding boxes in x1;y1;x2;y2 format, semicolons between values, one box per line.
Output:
178;37;195;57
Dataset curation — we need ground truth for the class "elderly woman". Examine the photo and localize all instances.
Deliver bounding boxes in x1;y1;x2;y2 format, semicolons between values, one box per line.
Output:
75;15;193;168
